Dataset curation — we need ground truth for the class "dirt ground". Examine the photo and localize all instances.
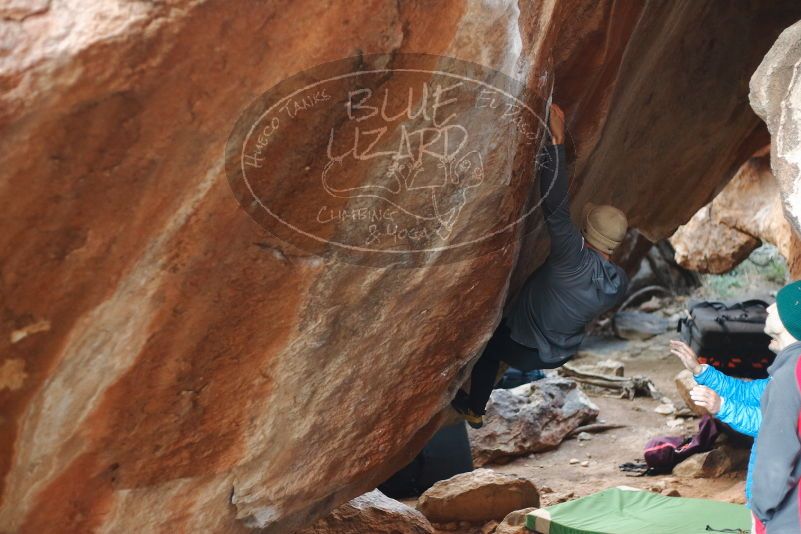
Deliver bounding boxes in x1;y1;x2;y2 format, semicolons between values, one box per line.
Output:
491;330;748;508
414;253;789;531
485;265;789;513
412;326;752;533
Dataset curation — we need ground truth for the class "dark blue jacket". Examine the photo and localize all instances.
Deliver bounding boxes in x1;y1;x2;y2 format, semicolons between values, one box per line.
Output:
507;143;628;365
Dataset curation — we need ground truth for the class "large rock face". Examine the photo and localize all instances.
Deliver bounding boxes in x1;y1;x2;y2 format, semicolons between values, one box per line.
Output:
751;19;801;236
3;1;801;533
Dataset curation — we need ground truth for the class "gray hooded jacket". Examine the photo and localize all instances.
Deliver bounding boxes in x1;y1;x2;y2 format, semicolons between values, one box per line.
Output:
506;144;628;365
751;340;801;532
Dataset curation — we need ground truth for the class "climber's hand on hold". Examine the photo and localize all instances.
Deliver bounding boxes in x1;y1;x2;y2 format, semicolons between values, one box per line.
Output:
690;386;722;415
670;340;703;375
549;103;565;145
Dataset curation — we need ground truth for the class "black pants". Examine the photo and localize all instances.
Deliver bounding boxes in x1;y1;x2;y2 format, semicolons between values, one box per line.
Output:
467;320;566;414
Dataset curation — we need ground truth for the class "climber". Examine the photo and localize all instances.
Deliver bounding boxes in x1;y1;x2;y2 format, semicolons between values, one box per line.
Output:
451;103;629;429
671;284;801;534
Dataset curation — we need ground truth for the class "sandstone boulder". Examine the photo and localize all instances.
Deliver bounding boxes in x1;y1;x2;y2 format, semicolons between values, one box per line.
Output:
671;205;761;274
751;19;801;238
713;153;801;278
469;378;599;466
3;2;801;532
673;445;750;478
416;469;539;524
671;152;801;276
297;490;433;534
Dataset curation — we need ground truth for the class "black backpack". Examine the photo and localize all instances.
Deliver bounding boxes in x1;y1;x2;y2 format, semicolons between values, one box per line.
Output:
677;299;775;379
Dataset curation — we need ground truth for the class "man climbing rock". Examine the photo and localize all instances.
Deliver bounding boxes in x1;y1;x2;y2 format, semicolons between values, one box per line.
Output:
452;103;629;428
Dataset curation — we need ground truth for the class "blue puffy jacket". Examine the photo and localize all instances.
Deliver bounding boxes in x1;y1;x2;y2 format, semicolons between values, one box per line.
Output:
694;364;769;504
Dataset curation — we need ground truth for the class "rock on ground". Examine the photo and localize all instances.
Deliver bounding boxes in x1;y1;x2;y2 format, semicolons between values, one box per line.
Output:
417;469;539;524
469;378;599;466
675;370;710;417
494;507;538;534
673;445;751;479
296;490;433;534
613;311;670;341
3;2;801;532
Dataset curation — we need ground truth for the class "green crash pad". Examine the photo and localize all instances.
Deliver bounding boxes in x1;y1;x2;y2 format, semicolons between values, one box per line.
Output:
525;487;751;534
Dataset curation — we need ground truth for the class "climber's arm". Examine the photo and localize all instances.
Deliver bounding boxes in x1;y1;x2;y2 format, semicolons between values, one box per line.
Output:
539;105;583;263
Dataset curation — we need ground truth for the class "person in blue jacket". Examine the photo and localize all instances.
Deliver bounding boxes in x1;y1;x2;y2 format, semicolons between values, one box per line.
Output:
670;339;765;501
671;281;801;533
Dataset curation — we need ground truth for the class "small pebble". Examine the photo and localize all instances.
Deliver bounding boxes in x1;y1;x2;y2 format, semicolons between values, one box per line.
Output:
655;404;675;415
554;491;575;503
577;432;593;441
569;458;580;465
580;460;590;467
666;418;683;429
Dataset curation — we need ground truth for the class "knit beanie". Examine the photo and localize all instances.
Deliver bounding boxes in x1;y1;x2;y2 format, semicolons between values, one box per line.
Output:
776;280;801;341
582;203;628;254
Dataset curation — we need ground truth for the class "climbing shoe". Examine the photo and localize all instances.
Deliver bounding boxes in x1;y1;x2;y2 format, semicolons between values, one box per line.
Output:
450;390;484;429
462;409;484;429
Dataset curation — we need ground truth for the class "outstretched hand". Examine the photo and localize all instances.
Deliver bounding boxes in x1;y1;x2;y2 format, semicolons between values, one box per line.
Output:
690;386;722;415
670;340;702;375
549;103;565;145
